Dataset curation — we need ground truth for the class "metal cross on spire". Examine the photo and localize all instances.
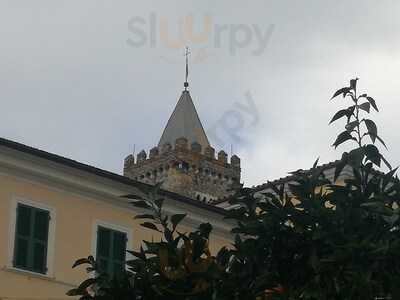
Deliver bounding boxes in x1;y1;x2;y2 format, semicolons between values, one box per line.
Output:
184;46;190;90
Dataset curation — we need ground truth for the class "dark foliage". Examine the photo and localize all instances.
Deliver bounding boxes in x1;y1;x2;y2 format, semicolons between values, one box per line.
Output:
69;79;400;300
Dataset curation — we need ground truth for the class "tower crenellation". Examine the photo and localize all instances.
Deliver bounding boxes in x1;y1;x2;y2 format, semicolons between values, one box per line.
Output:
230;154;241;168
149;147;159;159
137;150;147;163
175;137;189;151
191;142;202;153
218;150;228;164
161;142;172;153
204;145;215;159
124;136;241;203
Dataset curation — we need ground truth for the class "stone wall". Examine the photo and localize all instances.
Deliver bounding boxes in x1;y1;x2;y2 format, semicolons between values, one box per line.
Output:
123;137;241;204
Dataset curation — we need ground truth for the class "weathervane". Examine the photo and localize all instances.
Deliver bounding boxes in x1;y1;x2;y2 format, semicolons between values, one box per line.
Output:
184;46;190;90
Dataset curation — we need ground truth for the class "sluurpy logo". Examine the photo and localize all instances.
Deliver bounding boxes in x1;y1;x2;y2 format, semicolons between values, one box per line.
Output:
127;13;274;62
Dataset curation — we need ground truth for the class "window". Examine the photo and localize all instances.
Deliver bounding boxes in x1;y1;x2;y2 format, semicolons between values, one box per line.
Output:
13;203;50;274
181;161;189;171
96;226;127;277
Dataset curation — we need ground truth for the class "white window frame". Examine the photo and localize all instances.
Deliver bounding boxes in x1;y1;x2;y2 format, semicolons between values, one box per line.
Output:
91;220;133;271
7;196;57;278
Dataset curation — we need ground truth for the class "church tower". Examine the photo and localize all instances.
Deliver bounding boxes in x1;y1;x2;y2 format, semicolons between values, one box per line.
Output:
123;50;241;204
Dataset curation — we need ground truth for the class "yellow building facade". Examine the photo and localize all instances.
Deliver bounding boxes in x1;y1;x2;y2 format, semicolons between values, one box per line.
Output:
0;138;233;300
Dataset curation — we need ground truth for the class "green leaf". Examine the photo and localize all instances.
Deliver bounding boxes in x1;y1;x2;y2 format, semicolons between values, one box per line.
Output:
199;222;213;236
126;258;144;272
122;193;145;200
380;154;392;170
72;258;91;268
164;228;173;242
347;105;356;117
171;213;187;229
383;167;398;189
332;131;355;148
364;162;373;179
370;134;387;149
134;214;155;220
216;247;231;266
360;201;383;209
66;279;96;296
376;135;387;149
66;288;81;296
131;200;152;209
88;255;94;263
361;201;393;216
350;78;358;90
154;198;164;208
77;278;97;292
366;96;379;112
142;241;160;255
365;144;381;167
345;120;358;132
329;109;348;124
364;119;378;143
358;102;370;113
348;147;365;168
334;153;348;182
313;157;319;169
140;222;161;232
383;214;399;225
234;234;242;246
330;87;351;100
127;250;146;260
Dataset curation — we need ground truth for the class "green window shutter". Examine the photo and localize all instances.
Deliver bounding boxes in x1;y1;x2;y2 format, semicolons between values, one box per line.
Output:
96;226;111;274
14;203;50;274
96;226;127;277
112;231;127;277
32;209;50;273
14;204;32;268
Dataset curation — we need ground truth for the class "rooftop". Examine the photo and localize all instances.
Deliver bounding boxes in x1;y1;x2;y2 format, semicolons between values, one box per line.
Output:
0;136;228;216
158;90;210;151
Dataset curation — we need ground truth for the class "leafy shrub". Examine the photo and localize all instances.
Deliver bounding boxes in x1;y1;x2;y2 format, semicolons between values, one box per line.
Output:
69;79;400;300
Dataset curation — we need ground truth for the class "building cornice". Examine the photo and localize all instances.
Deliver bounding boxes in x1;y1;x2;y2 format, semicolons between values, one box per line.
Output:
0;137;233;237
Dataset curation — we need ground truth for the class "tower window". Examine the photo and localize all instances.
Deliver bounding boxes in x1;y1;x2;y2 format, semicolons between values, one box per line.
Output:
177;161;189;172
182;161;189;171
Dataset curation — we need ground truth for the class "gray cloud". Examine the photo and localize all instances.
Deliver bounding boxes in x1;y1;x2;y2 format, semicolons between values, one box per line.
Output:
0;0;399;186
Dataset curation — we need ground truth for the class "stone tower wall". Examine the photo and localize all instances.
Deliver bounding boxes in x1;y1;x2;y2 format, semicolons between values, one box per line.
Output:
123;138;241;204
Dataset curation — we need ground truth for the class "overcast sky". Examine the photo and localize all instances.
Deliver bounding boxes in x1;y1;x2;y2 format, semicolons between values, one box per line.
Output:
1;1;399;186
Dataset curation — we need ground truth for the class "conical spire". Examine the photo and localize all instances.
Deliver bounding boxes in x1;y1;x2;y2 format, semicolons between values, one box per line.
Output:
158;90;210;150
